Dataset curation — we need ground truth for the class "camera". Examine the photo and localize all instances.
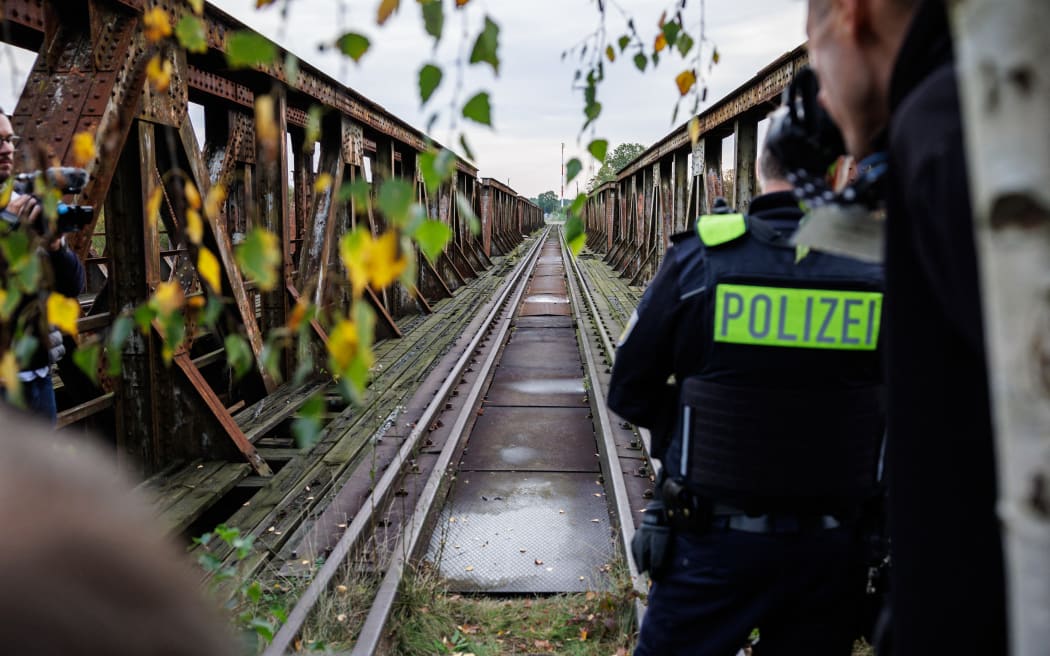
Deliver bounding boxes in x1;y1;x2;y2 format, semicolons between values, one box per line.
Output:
767;67;890;263
764;66;847;181
1;166;94;234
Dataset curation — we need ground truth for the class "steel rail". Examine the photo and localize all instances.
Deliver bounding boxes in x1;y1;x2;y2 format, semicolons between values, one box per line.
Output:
348;227;551;656
263;227;550;656
560;230;651;623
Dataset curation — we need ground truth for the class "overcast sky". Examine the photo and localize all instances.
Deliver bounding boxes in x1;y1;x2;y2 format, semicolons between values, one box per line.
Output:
0;1;806;198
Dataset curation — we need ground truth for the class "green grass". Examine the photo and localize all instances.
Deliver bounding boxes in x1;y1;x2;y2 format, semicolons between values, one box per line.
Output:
383;565;637;656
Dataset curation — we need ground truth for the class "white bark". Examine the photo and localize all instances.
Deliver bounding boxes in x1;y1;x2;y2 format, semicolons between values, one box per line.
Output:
949;1;1050;653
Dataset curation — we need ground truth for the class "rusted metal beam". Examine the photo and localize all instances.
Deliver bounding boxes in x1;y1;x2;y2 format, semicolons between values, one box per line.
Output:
171;348;273;477
616;44;807;182
180;113;276;393
257;86;291;374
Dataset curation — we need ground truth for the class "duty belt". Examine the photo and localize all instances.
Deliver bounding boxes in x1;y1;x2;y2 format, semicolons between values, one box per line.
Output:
663;479;850;535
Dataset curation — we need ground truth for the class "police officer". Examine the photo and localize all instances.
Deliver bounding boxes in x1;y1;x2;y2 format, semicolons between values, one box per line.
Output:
609;141;885;656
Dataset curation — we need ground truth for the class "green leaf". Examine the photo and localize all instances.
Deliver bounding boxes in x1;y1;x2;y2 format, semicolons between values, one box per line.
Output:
305;105;323;147
584;101;602;124
10;252;40;293
676;32;695;57
564;215;585;256
73;342;101;384
618;35;631;52
249;618;275;642
421;0;444;41
291;393;325;450
634;53;647;72
377;179;414;226
455;192;481;236
419;148;455;195
340;180;371;209
224;334;253;382
418;63;443;104
284;53;300;85
202;295;223;327
413;219;452;262
13;336;38;366
260;336;284;384
0;286;21;321
570;192;588;216
459;133;475;161
336;32;370;63
225;31;277;69
565;158;582;184
133;304;157;335
106;315;134;377
462;92;492;126
245;581;263;604
662;22;681;47
176;15;208;54
587;139;608;163
235;228;281;292
468;16;500;75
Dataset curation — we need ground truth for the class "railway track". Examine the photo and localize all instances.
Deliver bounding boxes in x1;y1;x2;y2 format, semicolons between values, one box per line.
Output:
255;228;655;655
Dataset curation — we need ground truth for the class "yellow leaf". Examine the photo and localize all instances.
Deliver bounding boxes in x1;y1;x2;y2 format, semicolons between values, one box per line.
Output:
146;55;173;93
313;173;333;194
147;185;163;228
675;69;696;96
375;0;394;24
0;351;19;398
287;299;308;332
377;0;399;25
712;48;720;64
340;229;371;298
654;33;667;53
204;183;226;220
368;230;408;290
688;117;701;148
255;96;278;159
189;0;205;14
455;0;470;6
71;131;96;168
605;45;615;62
186;208;203;244
0;178;12;209
327;318;360;372
184;180;201;209
579;628;588;641
47;293;81;337
197;247;221;293
143;7;172;43
151;281;184;318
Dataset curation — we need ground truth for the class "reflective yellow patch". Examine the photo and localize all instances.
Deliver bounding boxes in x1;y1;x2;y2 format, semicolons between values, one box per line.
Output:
714;283;882;350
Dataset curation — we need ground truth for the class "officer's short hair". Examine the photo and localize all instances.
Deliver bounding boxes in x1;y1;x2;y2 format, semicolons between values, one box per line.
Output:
758;144;788;186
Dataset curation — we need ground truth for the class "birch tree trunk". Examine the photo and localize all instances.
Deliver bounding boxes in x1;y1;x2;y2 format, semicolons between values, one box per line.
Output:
948;1;1050;654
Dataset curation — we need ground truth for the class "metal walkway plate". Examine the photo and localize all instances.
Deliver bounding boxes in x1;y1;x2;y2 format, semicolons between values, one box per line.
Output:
428;471;613;593
514;316;574;329
460;406;599;472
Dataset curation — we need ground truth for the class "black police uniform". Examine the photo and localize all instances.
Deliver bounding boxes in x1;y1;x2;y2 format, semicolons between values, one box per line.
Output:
608;191;885;656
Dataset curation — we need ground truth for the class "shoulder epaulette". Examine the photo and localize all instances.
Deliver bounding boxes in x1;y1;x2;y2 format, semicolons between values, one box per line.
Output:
696;213;748;247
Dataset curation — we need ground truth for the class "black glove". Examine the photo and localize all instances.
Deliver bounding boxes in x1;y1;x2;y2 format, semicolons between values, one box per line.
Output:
631;501;671;581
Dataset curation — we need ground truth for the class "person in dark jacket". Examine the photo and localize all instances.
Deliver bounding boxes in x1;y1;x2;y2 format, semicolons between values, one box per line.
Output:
611;141;885;656
0;110;86;423
805;1;1008;653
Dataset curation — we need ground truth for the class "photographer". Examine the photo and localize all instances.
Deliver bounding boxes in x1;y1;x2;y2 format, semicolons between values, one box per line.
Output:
0;110;85;423
803;1;1007;653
